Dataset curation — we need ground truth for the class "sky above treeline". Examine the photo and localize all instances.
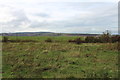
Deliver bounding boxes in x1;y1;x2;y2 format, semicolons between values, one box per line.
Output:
0;0;119;34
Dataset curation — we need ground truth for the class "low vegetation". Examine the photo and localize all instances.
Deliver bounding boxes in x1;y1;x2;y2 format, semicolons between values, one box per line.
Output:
1;31;119;78
68;38;84;44
2;31;119;44
45;38;53;42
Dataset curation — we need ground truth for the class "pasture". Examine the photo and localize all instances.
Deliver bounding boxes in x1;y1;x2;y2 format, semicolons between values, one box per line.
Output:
2;36;118;78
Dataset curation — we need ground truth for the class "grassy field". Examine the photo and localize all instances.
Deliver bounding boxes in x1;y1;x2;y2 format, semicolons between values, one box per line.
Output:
2;36;118;78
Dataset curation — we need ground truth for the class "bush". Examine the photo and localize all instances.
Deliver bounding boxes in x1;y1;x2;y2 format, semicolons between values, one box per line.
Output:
85;36;94;43
45;38;52;42
3;36;9;42
85;36;100;43
99;30;111;43
85;30;114;43
111;35;120;43
75;38;83;44
68;38;83;44
68;40;76;43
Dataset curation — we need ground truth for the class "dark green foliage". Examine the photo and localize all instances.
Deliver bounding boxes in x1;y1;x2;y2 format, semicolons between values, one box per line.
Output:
3;36;9;42
85;30;120;43
45;38;53;42
75;38;83;44
68;38;83;44
85;36;96;43
111;35;120;43
99;30;111;43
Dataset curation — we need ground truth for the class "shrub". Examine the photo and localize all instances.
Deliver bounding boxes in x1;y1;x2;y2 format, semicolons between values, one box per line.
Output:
85;30;114;43
85;36;95;43
75;38;83;44
68;40;76;43
111;35;120;43
45;38;52;42
99;30;111;43
3;36;9;42
68;38;83;44
85;36;100;43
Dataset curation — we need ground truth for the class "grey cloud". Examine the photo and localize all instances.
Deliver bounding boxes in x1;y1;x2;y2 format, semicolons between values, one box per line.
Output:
1;2;118;33
1;7;30;32
30;10;117;28
30;2;117;29
35;13;50;17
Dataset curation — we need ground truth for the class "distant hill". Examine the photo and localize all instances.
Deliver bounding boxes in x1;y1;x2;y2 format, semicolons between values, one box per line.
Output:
0;32;100;36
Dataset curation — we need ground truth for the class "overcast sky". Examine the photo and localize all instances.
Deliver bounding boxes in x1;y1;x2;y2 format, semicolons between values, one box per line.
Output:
0;0;119;34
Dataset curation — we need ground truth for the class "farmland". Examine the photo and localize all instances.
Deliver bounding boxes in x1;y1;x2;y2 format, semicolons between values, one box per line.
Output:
2;36;119;78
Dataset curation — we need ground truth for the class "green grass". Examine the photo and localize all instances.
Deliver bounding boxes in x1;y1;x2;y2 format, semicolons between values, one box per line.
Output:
5;36;85;42
2;36;118;78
